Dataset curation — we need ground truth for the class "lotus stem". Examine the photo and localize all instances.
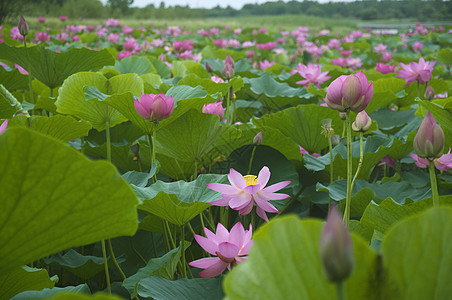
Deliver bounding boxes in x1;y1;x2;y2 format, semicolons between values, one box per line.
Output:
343;111;352;227
247;145;257;175
23;37;35;108
101;239;111;294
335;281;347;300
180;225;187;278
349;132;364;203
107;239;126;280
225;82;231;125
328;137;334;211
428;160;439;207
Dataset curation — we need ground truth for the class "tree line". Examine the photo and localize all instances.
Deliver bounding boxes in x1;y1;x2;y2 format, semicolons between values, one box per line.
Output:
1;0;451;24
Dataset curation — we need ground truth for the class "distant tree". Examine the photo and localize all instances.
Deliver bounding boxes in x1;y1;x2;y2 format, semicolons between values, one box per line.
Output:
108;0;133;14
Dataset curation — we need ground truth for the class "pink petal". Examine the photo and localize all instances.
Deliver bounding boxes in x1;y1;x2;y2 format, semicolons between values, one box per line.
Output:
235;256;248;264
262;181;291;193
256;206;269;222
218;242;240;258
242;184;261;194
228;168;246;189
240;240;254;255
189;257;220;269
238;200;254;216
194;235;218;255
253;193;280;213
134;98;150;119
229;222;245;246
215;223;230;242
198;260;229;278
229;193;252;210
208;197;230;207
256;166;270;187
207;183;238;194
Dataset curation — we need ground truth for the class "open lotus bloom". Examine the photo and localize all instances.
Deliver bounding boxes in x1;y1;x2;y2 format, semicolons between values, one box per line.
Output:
293;63;331;89
134;93;174;122
410;150;452;172
324;71;373;113
202;101;225;120
397;57;436;86
189;222;253;278
207;166;290;221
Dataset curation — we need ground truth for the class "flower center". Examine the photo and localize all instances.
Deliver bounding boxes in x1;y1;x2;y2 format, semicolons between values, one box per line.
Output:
243;175;257;186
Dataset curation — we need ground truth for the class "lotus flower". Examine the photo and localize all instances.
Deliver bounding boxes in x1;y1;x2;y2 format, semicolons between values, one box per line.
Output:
18;16;28;37
320;206;354;283
325;71;373;113
410;150;452;171
189;222;253;278
375;63;396;74
293;63;331;89
134;93;174;122
397;57;436;86
207;166;290;221
0;119;7;134
253;132;262;145
202;101;225;120
413;112;444;159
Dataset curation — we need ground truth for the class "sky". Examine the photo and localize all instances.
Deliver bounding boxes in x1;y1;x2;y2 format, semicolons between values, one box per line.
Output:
126;0;356;10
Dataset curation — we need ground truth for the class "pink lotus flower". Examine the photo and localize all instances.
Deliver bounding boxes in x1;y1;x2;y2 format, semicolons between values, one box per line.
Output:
397;57;437;86
105;18;120;27
122;25;133;35
345;57;363;71
189;222;253;278
378;155;396;169
300;145;321;157
0;119;7;134
257;42;276;50
352;110;372;132
207;166;290;221
134;93;174;122
331;58;345;68
211;75;224;83
410;151;452;171
34;32;50;43
412;41;423;51
259;60;275;71
374;43;387;54
413;111;444;159
38;17;46;23
117;51;132;60
173;40;194;53
325;71;373;113
375;63;396;74
381;51;392;62
59;16;67;22
202;101;225;120
293;63;331;89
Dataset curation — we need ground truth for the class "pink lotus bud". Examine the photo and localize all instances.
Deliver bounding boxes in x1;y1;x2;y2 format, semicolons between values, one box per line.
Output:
134;93;174;122
38;17;46;23
205;62;213;73
414;112;445;158
202;101;225;120
59;16;67;22
222;62;234;80
325;71;373;113
0;119;8;134
224;54;235;68
320;206;354;283
424;85;435;100
18;16;28;37
253;132;263;145
352;110;372;132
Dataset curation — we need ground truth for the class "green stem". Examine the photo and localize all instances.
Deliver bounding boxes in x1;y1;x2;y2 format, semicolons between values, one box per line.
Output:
107;239;126;280
247;146;257;174
349;132;364;202
151;232;157;257
328;136;334;211
199;212;206;233
106;121;111;163
428;159;440;207
180;225;187;278
343;111;352;227
251;211;255;230
23;38;34;106
101;240;111;294
129;237;147;265
335;281;346;300
161;220;170;252
230;87;235;124
187;221;196;236
165;220;176;249
225;83;231;125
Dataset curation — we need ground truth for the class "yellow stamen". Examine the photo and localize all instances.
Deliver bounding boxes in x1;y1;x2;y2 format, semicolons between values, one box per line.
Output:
243;175;257;186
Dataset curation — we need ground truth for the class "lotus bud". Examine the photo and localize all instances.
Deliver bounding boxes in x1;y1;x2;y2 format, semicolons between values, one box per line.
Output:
414;111;445;158
325;71;373;113
320;206;354;283
0;119;8;135
202;101;225;120
205;62;213;73
18;16;28;37
134;93;174;122
352;111;372;132
224;54;235;68
424;85;435;100
253;132;263;145
222;62;234;80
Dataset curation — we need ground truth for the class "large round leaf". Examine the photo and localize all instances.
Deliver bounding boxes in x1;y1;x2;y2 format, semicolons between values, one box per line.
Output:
0;128;138;273
382;207;452;299
224;216;378;300
0;266;57;299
